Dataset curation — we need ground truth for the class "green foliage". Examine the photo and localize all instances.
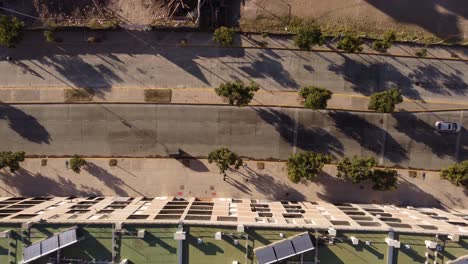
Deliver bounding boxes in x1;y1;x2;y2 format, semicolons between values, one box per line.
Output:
287;152;331;183
299;86;333;109
337;34;363;53
337;156;377;183
441;160;468;188
415;48;428;57
213;27;235;46
0;151;25;173
371;169;398;190
372;31;396;53
368;88;403;113
70;155;87;174
0;16;25;47
208;148;243;174
293;25;323;50
44;30;55;43
215;81;259;107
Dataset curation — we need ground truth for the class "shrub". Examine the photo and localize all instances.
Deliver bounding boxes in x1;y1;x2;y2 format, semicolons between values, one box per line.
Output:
109;159;118;167
299;86;333;109
0;16;24;47
441;160;468;188
208;148;243;174
70;155;87;174
337;34;363;53
371;169;398;190
337;156;377;183
293;25;323;50
415;48;428;57
0;151;26;173
213;27;235;46
287;152;331;183
372;31;396;53
44;30;55;43
215;81;259;107
368;88;403;113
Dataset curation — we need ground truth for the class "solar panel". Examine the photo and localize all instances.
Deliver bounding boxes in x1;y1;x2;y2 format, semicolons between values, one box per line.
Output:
22;228;78;263
273;241;295;261
255;245;277;264
41;235;59;255
291;233;314;254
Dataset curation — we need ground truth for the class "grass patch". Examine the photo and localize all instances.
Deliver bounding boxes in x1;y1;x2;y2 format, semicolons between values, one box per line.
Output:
65;88;94;102
144;89;172;103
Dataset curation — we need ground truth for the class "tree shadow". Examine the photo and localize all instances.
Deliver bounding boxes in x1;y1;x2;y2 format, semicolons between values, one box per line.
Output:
0;104;51;144
84;163;133;197
316;171;450;208
3;168;102;196
254;108;344;159
328;56;419;99
247;172;306;201
328;111;408;163
175;149;209;172
239;53;299;90
391;112;458;158
37;56;122;98
364;0;463;41
408;64;468;96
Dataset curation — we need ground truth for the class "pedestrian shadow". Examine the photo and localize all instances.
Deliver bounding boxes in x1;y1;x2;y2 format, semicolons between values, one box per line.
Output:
3;168;102;196
0;104;51;144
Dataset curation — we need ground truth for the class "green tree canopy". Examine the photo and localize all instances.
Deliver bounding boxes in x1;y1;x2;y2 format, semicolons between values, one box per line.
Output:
0;16;24;47
293;25;324;50
70;155;87;174
208;148;243;174
368;88;403;113
213;27;235;46
337;34;363;53
299;86;333;109
371;169;398;190
287;152;331;183
441;160;468;188
337;156;377;183
0;151;25;173
215;81;259;107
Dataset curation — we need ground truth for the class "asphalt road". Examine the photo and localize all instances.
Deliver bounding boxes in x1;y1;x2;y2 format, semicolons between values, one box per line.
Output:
0;31;467;104
1;104;466;170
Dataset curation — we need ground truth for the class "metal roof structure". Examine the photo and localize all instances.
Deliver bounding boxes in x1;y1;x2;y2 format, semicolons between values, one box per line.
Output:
22;228;77;263
255;232;314;264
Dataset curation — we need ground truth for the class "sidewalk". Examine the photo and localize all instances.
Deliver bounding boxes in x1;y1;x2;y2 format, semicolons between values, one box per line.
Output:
2;86;468;112
1;158;466;209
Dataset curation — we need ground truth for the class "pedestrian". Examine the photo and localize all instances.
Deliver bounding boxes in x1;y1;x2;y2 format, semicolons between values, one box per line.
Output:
422;172;426;180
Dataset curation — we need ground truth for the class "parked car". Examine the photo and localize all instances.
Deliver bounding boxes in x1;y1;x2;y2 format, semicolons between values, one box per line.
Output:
435;121;461;133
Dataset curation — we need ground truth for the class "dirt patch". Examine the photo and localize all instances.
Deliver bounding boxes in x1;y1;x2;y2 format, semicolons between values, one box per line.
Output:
144;89;172;103
2;0;198;26
65;88;94;102
237;0;468;43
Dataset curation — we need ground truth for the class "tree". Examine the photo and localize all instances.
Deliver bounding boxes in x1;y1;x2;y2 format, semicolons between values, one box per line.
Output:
213;27;235;47
0;16;24;47
70;155;87;174
337;156;377;183
215;81;259;107
293;25;324;50
337;34;363;53
371;169;398;190
441;161;468;188
0;151;25;173
208;148;243;174
299;86;333;109
368;88;403;113
372;31;396;53
287;152;331;183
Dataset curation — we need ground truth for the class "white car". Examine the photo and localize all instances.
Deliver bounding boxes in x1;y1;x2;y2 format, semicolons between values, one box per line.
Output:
435;121;461;133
